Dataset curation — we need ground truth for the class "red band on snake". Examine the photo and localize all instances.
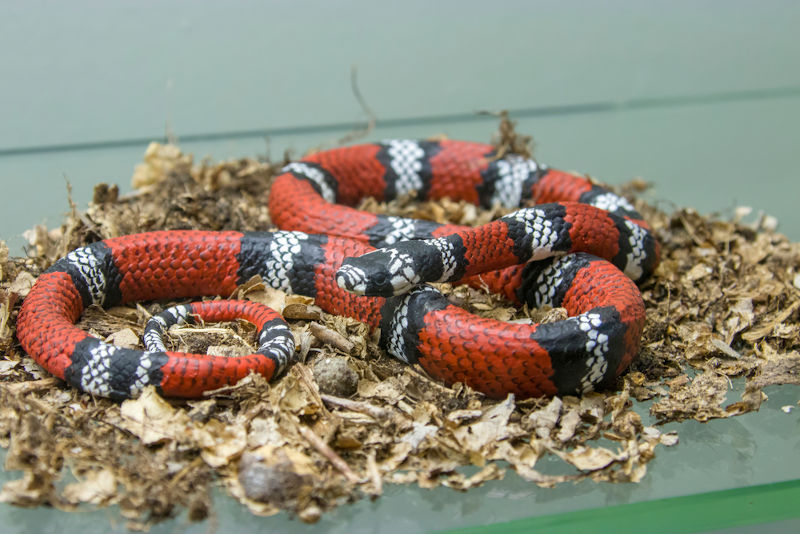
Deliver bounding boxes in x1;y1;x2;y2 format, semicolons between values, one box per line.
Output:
16;140;659;400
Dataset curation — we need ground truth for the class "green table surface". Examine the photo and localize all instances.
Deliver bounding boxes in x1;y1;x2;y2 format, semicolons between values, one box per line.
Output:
1;2;799;532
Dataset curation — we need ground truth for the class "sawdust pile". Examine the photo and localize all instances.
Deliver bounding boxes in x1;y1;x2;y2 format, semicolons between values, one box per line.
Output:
0;124;799;529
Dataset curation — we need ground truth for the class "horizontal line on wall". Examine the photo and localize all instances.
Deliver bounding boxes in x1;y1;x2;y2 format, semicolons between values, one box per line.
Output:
2;85;799;157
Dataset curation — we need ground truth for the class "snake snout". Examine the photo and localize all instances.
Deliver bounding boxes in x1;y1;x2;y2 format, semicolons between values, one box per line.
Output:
335;263;369;295
337;257;397;297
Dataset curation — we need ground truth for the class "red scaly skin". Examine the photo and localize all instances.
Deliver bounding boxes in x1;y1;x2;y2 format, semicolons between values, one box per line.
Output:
269;176;380;242
17;232;390;397
314;237;384;329
158;347;275;397
412;259;645;398
531;169;593;203
17;140;657;400
427;140;490;203
561;264;646;374
187;300;280;330
303;144;386;205
110;231;244;301
434;203;629;282
159;300;285;397
16;271;88;379
563;203;621;261
110;232;258;398
417;307;559;398
18;233;248;390
532;169;654;230
447;223;521;278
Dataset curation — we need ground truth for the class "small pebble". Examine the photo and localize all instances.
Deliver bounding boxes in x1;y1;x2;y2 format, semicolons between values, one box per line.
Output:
238;459;307;504
313;356;358;397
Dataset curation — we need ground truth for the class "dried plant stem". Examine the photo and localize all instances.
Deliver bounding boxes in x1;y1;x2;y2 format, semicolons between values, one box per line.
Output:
296;424;361;484
320;393;388;421
309;322;355;353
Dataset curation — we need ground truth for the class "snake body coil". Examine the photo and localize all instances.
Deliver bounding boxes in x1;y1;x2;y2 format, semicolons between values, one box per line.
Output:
16;140;658;400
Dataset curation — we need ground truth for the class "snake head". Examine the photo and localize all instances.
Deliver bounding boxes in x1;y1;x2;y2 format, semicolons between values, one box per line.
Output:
336;248;420;297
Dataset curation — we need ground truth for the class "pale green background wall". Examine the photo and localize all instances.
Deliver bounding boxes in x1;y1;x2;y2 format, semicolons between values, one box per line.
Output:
2;0;799;251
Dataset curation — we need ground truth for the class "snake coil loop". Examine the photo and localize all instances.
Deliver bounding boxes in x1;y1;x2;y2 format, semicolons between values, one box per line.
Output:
17;140;657;400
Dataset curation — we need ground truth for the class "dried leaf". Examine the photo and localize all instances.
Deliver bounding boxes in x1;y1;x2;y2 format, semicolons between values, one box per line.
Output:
105;328;140;349
62;469;117;505
9;271;36;298
452;395;515;453
118;387;191;445
553;445;621;471
191;418;247;468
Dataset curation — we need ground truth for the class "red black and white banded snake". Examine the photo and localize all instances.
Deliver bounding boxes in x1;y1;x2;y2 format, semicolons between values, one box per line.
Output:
16;140;659;400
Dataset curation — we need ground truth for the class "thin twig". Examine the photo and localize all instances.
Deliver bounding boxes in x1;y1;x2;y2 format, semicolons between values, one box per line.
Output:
319;393;388;421
296;424;361;484
2;377;62;395
365;449;382;499
336;65;377;145
293;364;330;417
309;322;355;353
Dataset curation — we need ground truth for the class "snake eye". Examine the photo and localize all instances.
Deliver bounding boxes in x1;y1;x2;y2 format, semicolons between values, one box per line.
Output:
366;270;394;297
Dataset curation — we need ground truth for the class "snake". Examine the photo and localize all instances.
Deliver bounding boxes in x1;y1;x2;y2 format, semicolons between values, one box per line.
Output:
15;139;659;401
